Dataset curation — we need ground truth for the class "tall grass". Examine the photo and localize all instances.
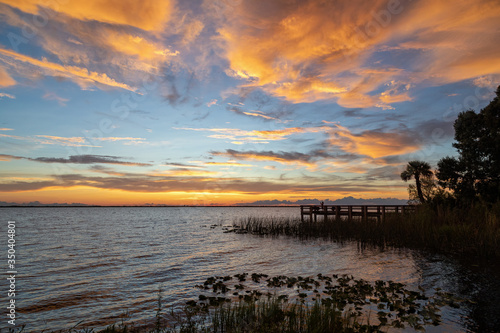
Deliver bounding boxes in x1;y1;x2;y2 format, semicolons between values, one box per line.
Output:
233;204;500;258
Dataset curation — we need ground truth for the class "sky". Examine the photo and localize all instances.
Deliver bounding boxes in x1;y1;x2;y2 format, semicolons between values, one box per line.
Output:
0;0;499;206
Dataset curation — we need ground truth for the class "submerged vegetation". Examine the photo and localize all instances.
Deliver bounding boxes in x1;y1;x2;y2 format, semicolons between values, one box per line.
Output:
31;273;461;333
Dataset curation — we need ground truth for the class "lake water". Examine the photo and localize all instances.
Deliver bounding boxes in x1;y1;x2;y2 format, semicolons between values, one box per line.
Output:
0;207;499;332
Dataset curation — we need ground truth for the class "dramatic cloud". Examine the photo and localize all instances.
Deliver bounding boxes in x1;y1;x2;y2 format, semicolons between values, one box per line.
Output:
0;2;182;96
0;0;173;31
0;0;498;205
217;0;500;107
392;0;500;84
3;0;498;107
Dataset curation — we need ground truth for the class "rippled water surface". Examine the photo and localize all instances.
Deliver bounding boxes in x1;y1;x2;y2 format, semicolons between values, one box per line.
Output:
1;207;498;332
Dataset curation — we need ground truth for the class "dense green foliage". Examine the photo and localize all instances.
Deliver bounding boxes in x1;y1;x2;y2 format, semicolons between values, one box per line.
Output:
436;86;500;204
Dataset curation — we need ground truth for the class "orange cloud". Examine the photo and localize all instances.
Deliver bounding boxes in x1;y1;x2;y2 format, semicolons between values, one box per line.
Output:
0;66;15;87
218;0;500;107
176;126;329;143
329;125;421;159
0;0;210;99
0;0;173;31
0;4;181;86
0;48;137;92
105;31;179;62
389;0;500;84
218;0;400;106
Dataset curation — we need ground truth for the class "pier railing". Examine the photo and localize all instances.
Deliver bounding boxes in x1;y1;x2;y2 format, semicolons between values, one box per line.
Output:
300;205;416;222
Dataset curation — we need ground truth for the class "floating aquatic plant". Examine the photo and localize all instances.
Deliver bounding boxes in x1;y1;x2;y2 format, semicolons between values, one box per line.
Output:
37;273;463;332
181;272;462;332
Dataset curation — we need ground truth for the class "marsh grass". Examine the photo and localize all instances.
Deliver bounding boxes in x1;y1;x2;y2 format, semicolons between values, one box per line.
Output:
232;204;500;257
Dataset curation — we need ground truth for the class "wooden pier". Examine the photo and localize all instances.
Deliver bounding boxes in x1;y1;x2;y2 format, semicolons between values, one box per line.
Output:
300;205;416;222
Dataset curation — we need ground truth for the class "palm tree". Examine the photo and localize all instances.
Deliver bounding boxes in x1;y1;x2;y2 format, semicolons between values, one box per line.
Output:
401;161;433;204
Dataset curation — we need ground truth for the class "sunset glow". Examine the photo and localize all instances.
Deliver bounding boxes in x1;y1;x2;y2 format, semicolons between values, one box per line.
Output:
1;0;499;205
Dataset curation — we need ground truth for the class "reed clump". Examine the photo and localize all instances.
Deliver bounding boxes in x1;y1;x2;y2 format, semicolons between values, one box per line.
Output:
232;204;500;258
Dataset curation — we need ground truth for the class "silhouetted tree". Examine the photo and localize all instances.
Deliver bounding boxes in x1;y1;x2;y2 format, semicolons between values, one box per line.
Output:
437;85;500;204
407;175;438;205
401;161;433;204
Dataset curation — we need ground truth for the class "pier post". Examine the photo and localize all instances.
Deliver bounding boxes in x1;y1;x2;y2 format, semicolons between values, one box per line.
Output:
348;206;352;220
